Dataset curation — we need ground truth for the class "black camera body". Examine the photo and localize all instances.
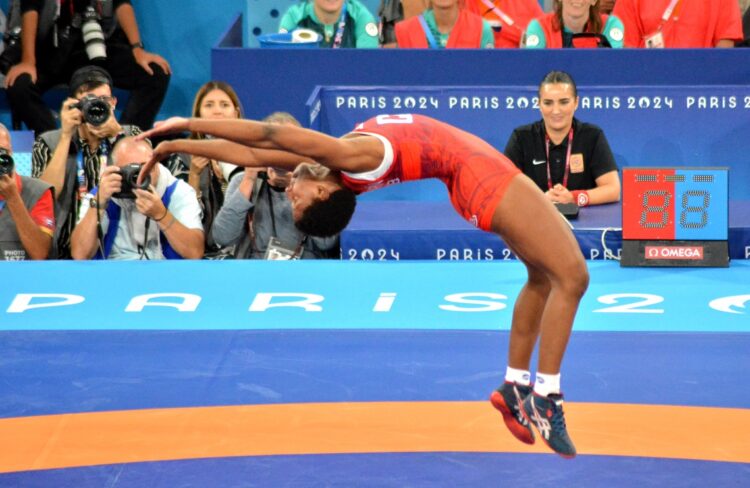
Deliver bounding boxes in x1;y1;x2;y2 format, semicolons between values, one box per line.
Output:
0;148;14;177
70;94;111;126
112;163;151;199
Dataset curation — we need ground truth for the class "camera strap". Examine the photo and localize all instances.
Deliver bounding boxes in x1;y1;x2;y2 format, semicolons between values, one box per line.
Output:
331;3;348;48
262;179;304;260
76;151;87;202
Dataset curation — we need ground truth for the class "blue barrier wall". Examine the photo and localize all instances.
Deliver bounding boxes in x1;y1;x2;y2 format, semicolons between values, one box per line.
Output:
212;48;750;124
212;47;750;200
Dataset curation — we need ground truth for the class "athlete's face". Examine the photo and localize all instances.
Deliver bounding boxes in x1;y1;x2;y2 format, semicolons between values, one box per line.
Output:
539;83;579;134
286;163;331;221
198;89;239;120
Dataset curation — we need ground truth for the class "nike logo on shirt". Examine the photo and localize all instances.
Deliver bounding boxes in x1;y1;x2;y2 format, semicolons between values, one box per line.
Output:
532;159;546;165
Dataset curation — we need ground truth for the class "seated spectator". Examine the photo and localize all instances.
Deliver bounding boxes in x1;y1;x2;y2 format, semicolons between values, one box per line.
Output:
0;123;55;260
164;80;242;258
465;0;543;48
523;0;624;48
378;0;428;47
3;0;170;135
70;136;203;260
396;0;495;48
504;71;620;207
211;112;340;260
279;0;379;48
613;0;742;48
31;65;141;259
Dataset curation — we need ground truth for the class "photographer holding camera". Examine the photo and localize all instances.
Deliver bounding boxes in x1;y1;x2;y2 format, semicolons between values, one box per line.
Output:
70;136;204;260
0;123;56;260
3;0;170;135
31;65;140;258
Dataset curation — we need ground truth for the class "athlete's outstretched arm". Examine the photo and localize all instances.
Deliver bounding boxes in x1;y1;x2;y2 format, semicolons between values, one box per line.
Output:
152;138;311;170
139;117;382;172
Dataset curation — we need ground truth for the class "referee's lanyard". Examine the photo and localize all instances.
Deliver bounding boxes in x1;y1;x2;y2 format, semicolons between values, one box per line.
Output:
545;128;573;190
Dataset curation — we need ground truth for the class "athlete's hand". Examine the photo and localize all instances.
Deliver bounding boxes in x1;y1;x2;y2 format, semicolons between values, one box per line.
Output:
137;117;190;141
137;140;174;185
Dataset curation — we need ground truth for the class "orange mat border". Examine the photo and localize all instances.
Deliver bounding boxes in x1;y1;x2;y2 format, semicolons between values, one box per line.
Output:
2;401;749;473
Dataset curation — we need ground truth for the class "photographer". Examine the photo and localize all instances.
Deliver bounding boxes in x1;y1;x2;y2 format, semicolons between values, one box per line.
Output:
0;123;56;260
210;111;339;260
70;136;203;260
32;65;139;258
3;0;170;135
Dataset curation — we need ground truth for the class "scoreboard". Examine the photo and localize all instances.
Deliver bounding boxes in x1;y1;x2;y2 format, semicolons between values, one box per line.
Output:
621;168;729;267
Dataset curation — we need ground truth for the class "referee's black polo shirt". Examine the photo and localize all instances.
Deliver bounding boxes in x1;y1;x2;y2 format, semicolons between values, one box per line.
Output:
503;118;618;193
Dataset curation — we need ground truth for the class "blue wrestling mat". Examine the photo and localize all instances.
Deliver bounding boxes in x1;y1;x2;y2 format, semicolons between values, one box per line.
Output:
0;261;748;487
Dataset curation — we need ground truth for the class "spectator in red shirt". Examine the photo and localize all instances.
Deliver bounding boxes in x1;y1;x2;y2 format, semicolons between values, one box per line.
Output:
0;124;55;260
465;0;543;48
613;0;743;47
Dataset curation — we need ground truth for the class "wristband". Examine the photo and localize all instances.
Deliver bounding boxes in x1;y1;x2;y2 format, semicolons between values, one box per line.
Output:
130;41;145;50
572;190;590;207
154;207;168;222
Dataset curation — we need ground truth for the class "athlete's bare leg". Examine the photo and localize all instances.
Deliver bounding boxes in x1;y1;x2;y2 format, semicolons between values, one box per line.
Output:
504;253;551;371
490;175;588;374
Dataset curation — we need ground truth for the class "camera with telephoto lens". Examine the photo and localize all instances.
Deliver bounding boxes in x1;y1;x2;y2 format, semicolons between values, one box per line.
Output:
0;26;22;75
70;94;111;126
81;6;107;62
0;148;14;177
112;163;151;199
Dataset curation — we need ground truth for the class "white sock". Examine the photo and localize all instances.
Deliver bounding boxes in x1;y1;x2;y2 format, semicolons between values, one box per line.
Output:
534;372;561;397
505;366;531;386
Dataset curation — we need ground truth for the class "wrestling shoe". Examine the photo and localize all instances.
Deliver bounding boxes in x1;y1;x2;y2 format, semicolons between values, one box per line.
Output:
490;382;535;444
522;392;576;458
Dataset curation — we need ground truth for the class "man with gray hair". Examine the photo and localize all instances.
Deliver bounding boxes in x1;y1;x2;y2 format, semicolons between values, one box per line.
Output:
70;136;203;260
0;123;55;260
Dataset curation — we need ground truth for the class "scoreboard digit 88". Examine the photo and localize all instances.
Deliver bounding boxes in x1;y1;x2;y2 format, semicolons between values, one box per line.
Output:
621;167;729;267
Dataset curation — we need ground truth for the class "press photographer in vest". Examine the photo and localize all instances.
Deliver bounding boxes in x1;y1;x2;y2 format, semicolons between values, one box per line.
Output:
70;136;203;260
503;71;620;207
0;123;56;260
31;65;141;258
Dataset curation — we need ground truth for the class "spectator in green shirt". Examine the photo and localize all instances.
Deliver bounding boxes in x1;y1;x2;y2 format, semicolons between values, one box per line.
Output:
279;0;380;48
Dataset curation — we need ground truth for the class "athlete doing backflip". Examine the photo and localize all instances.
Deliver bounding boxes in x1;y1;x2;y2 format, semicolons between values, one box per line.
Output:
139;113;588;458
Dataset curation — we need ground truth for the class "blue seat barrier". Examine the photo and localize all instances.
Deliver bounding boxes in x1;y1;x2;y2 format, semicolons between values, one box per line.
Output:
341;201;750;261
